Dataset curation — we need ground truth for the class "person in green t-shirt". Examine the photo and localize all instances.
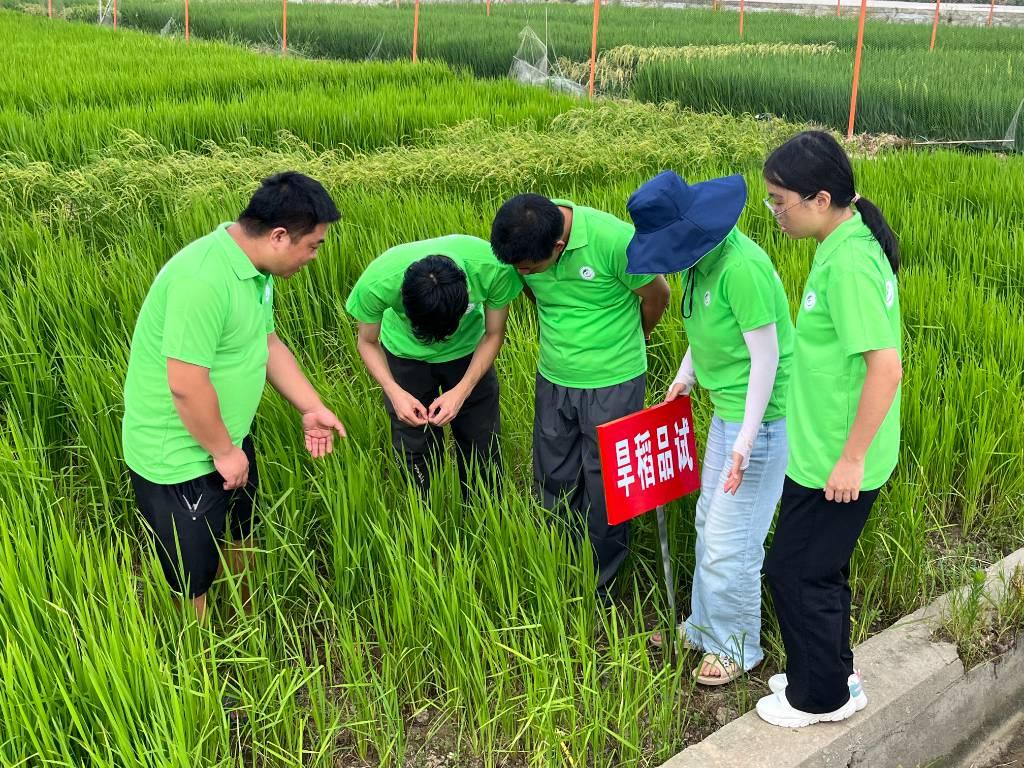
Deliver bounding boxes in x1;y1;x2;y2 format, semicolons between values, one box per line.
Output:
625;171;793;687
346;235;522;493
755;132;903;729
490;194;671;600
122;172;346;620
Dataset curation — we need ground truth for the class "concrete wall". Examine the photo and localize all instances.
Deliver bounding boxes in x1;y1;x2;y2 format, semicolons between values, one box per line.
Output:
661;547;1024;768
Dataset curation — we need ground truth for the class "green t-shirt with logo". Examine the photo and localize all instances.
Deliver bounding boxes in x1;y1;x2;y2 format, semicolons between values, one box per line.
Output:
345;235;522;363
787;212;902;490
522;200;656;389
123;223;275;484
684;228;794;423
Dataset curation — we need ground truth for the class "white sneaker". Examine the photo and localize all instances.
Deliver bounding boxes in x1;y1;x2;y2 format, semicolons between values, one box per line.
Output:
767;671;868;712
756;689;858;728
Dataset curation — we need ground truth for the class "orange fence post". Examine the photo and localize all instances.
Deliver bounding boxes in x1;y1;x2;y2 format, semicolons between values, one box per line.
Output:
987;0;995;25
48;0;52;17
739;0;745;37
184;0;189;40
412;0;420;62
930;0;940;50
487;0;491;15
282;0;287;54
113;0;117;28
588;0;600;98
837;0;841;16
847;0;867;139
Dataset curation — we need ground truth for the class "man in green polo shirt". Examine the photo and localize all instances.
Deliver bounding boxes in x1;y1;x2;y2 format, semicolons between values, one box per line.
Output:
346;235;522;493
490;194;671;599
123;171;345;618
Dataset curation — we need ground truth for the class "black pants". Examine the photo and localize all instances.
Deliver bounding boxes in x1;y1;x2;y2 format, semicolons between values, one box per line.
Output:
533;373;646;591
129;436;258;599
763;477;880;713
383;349;501;494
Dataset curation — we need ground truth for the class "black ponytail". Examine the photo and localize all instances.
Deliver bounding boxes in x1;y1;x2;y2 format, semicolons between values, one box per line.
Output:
850;196;899;275
764;131;900;276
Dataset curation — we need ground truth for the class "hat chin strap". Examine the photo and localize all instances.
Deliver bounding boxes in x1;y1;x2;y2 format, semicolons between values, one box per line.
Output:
681;268;697;320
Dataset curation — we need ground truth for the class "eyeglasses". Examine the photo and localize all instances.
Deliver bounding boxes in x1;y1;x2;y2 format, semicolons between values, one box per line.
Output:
763;193;815;218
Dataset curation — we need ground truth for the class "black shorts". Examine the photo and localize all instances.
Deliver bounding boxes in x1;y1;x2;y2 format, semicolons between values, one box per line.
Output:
129;436;258;599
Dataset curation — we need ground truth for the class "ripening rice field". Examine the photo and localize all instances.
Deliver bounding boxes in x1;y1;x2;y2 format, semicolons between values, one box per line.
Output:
0;7;1022;767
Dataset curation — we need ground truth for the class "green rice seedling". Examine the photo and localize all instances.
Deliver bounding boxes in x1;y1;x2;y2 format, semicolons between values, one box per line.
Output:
1;11;1022;763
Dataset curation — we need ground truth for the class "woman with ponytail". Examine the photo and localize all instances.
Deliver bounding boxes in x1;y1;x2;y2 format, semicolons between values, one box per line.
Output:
756;131;903;728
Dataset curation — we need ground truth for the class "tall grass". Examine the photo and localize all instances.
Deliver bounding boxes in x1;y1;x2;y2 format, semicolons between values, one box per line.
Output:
104;0;1024;72
0;11;579;165
72;0;1024;143
1;9;1022;766
633;46;1024;146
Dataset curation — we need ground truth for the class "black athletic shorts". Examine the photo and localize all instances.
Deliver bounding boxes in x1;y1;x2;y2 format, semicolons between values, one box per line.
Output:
129;436;258;599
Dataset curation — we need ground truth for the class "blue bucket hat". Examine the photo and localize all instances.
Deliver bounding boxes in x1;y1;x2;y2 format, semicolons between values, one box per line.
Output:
626;171;748;275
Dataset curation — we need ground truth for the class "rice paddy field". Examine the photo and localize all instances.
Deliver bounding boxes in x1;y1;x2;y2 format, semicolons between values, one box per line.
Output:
0;4;1023;767
36;0;1024;145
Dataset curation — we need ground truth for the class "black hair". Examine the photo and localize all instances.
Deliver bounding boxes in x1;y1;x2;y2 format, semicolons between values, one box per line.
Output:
764;131;899;275
238;171;341;240
401;255;469;344
490;194;565;266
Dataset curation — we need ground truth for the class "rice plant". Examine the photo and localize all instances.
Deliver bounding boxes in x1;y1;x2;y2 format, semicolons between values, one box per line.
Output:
72;0;1024;143
0;8;1022;767
0;11;579;165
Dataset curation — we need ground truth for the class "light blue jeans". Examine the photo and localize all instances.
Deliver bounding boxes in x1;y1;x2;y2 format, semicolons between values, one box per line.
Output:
684;415;788;671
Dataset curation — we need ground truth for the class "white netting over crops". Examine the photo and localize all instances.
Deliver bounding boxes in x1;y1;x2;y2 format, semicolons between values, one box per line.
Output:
509;26;585;97
97;0;114;25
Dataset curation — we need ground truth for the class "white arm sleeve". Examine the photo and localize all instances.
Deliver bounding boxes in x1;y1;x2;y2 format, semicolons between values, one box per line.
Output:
733;324;780;470
671;346;697;395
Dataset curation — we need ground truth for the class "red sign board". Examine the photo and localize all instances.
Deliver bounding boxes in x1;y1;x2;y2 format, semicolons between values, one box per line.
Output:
597;396;701;525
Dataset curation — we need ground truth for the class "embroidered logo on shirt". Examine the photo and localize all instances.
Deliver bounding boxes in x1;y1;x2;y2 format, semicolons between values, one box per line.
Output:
884;280;895;308
579;266;596;281
264;282;272;303
703;290;711;307
464;302;477;315
804;291;817;311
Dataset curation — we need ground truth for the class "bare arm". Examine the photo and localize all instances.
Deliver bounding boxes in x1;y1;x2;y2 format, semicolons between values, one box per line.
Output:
826;347;903;502
267;332;323;414
428;306;510;426
633;276;671;340
267;332;346;457
167;358;247;489
355;322;428;427
843;348;903;464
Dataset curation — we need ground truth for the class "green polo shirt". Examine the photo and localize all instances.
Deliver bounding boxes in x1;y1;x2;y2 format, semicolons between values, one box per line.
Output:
522;200;656;389
122;223;274;484
345;235;522;363
684;228;793;423
787;212;902;490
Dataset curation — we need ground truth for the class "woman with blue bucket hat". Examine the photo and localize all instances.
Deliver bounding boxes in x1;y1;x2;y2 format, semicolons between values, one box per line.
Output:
626;170;793;686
